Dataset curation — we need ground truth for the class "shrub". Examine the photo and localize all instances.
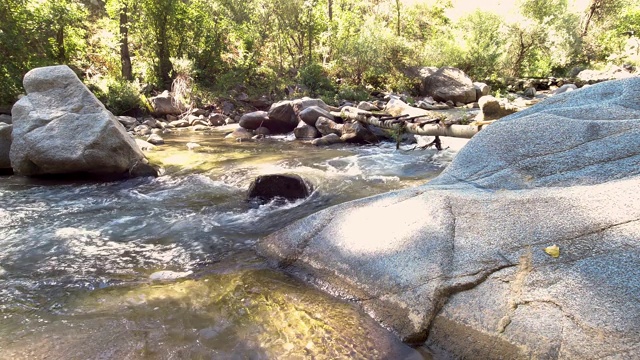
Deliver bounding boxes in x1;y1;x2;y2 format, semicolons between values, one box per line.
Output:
298;63;334;96
92;78;144;116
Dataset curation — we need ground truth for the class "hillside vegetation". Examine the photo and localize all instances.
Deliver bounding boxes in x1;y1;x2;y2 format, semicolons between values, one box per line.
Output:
1;0;639;111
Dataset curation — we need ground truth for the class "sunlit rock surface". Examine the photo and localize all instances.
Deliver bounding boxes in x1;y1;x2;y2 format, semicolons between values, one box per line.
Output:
10;65;156;178
260;77;640;358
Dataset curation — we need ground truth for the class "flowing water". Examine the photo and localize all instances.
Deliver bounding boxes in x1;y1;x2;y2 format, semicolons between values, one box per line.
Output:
0;126;467;359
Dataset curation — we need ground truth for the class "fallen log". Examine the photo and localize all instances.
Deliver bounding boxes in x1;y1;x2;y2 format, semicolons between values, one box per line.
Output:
332;107;494;139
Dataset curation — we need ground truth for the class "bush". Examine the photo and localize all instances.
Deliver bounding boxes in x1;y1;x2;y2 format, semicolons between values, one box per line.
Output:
298;63;334;96
92;78;144;116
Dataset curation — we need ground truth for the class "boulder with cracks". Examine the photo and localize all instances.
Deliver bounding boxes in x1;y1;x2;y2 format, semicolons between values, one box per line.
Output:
259;77;640;358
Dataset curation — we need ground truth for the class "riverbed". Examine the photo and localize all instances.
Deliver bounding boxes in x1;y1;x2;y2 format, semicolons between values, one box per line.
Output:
0;126;467;359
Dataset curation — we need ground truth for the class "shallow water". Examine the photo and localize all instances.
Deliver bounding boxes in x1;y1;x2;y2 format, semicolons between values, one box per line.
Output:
0;127;465;359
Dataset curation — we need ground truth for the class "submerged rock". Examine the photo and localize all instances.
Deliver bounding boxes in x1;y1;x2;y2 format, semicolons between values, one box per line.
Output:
248;174;311;203
260;77;640;358
10;65;156;178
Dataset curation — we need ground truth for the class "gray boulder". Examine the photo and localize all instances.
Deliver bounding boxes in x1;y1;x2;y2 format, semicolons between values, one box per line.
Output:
291;97;331;113
208;113;226;126
260;77;640;358
239;111;269;130
267;100;298;133
117;116;137;130
294;121;320;139
0;123;12;170
10;65;156;178
146;134;164;145
299;106;335;127
149;90;183;116
341;122;378;144
420;66;477;104
315;116;343;136
311;133;342;146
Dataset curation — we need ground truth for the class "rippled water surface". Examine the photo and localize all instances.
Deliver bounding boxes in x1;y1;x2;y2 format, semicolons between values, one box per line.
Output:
0;127;465;359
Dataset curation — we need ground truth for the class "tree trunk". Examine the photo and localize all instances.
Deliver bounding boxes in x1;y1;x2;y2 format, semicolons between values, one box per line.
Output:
56;25;65;63
395;0;401;37
119;3;133;81
333;107;490;139
157;15;172;88
328;0;332;21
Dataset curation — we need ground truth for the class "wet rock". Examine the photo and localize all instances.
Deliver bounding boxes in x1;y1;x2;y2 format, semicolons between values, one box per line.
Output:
149;90;183;116
192;125;209;131
169;119;189;128
294;121;320;139
267;101;298;133
166;114;178;122
255;127;271;136
315;116;343;136
135;138;156;151
10;65;156;178
117;116;137;130
149;270;192;281
260;77;640;358
420;66;477;104
146;134;164;145
239;111;269;130
0;123;12;170
341;122;378;144
225;117;236;125
299;106;335;127
311;133;342;146
208;113;226;126
247;174;311;203
226;127;253;140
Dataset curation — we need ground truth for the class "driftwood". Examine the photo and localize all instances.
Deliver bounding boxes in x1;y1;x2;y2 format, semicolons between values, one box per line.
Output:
331;107;495;139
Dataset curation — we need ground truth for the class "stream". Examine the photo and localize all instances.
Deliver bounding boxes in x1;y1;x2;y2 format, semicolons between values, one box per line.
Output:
0;126;467;359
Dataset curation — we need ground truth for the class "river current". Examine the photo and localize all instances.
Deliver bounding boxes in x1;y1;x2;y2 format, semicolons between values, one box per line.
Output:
0;126;466;359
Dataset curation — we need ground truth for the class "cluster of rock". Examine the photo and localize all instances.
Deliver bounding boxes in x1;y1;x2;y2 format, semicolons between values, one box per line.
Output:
259;76;640;359
234;98;384;145
0;65;156;178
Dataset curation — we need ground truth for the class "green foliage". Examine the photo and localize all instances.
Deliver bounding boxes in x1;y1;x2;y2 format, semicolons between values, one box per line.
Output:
92;77;144;116
298;63;334;96
2;0;640;109
336;84;369;102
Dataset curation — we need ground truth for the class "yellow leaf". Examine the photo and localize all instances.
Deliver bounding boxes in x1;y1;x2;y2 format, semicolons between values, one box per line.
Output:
544;245;560;258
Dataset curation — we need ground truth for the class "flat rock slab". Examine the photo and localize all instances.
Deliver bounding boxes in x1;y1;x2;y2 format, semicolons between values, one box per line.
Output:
259;77;640;358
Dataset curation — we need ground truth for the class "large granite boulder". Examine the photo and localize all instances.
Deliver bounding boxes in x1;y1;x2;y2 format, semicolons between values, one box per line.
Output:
10;65;156;178
419;66;477;104
259;77;640;358
0;123;12;171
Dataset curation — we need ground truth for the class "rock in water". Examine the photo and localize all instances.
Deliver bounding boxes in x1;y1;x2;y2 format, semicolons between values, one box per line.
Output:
248;174;311;203
10;65;156;178
260;77;640;358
